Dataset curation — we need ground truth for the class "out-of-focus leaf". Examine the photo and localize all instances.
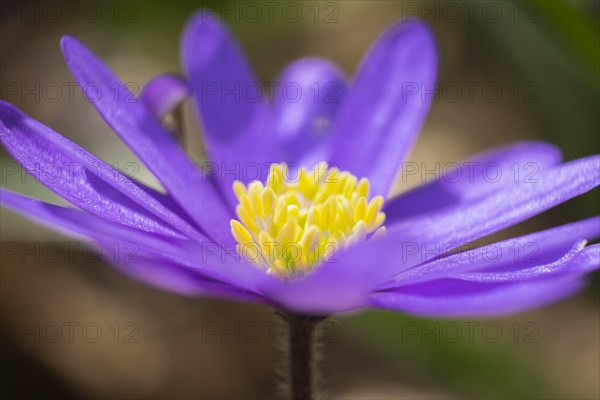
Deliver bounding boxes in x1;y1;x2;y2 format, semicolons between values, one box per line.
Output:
474;1;599;224
340;310;562;399
525;0;600;77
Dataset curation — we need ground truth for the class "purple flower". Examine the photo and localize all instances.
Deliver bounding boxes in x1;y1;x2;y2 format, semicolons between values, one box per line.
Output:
1;11;599;317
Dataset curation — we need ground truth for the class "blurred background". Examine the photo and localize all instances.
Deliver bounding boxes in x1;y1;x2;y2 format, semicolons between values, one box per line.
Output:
1;0;599;398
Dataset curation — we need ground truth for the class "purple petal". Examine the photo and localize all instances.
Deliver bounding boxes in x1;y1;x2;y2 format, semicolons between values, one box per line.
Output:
328;20;437;197
0;102;203;241
454;244;599;282
388;155;600;252
131;180;200;226
368;277;585;317
111;256;265;302
385;141;562;224
273;58;347;164
60;36;233;245
2;188;263;302
140;73;191;119
182;11;280;206
1;188;272;294
380;216;600;288
0;187;204;259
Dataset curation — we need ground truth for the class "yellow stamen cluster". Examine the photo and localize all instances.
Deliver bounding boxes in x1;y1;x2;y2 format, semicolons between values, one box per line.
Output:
230;163;386;277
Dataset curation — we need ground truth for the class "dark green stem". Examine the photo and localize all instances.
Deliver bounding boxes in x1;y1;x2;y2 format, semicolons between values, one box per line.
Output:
282;314;326;400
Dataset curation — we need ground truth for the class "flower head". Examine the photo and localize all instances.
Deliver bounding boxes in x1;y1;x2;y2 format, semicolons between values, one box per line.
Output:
230;162;386;276
1;10;599;317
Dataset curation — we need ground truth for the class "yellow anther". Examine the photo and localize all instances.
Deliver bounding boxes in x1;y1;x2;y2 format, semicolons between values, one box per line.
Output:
249;184;264;217
352;220;368;243
343;175;358;197
369;212;386;231
230;220;253;244
287;204;300;219
306;206;318;227
365;196;384;223
278;216;299;246
261;187;276;215
240;195;256;218
326;196;337;229
315;162;328;182
354;196;367;221
236;205;260;234
301;225;321;264
357;178;370;198
273;199;288;228
298;167;317;197
284;191;300;205
258;230;275;263
267;163;284;194
248;180;264;194
230;163;387;277
233;180;247;199
324;167;339;184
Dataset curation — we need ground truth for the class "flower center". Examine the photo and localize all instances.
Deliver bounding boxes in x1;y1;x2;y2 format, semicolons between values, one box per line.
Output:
230;163;386;277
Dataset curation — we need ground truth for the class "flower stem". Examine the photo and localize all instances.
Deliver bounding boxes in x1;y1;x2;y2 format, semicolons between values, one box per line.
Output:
283;314;326;400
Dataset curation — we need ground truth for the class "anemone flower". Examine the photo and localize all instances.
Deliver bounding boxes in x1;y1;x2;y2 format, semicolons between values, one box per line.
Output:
1;11;599;399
